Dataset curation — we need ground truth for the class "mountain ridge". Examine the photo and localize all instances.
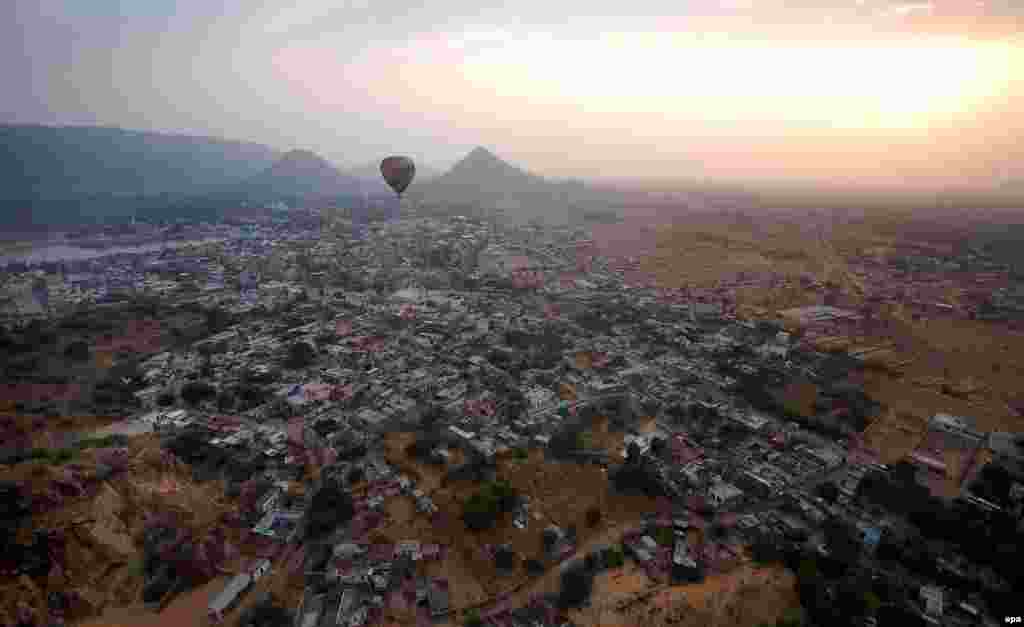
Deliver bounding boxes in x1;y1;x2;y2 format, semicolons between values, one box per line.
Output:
412;146;571;223
0;124;282;226
240;149;363;199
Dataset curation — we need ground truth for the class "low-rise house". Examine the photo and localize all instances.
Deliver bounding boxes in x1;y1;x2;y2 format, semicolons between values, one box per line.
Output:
334;543;366;560
428;581;450;617
395;541;422;561
708;481;743;507
920;585;944;617
251;558;271;582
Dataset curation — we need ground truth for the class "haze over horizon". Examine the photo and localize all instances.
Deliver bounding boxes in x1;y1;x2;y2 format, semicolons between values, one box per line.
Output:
5;0;1022;190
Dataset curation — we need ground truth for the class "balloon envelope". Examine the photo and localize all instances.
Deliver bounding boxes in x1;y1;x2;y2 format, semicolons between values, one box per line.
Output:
380;156;416;196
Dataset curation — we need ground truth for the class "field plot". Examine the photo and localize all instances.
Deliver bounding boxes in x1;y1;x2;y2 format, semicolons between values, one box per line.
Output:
641;222;823;289
574;564;797;627
0;433;249;626
619;209;1024;437
378;432;660;610
853;316;1024;434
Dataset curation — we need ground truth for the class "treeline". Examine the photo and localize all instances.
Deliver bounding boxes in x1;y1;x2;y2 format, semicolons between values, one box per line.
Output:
857;464;1022;617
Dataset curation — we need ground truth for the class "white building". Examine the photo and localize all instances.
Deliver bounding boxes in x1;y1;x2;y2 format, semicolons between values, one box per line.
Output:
920;585;944;617
708;481;744;507
525;387;556;413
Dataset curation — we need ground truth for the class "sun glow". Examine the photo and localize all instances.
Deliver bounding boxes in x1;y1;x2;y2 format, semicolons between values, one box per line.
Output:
457;33;1017;131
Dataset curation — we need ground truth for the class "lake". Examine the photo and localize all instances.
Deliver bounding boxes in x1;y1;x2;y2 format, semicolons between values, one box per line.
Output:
0;238;225;266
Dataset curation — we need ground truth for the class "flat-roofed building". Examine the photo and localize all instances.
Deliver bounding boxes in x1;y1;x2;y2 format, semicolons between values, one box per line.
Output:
208;573;252;623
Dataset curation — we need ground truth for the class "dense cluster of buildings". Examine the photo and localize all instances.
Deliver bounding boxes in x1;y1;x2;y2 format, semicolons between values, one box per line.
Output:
3;210;1023;627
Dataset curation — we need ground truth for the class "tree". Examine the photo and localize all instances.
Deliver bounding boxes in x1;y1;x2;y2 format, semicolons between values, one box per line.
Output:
558;565;594;608
606;547;625;568
180;381;216;406
465;609;483;627
751;538;783;565
625;441;643;464
238;594;293;627
649;437;667;457
494;545;517;571
64;340;91;362
157;392;176;407
777;607;804;627
566;524;578;543
305;481;355;540
462;481;517;532
284;341;317;370
216;391;236;412
815;481;840;504
575;430;593;451
822;517;861;573
525;558;545;575
346;467;365;485
655;527;675;546
542;528;561;554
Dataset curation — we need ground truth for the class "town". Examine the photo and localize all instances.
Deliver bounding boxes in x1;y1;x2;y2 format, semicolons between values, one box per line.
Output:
1;207;1023;627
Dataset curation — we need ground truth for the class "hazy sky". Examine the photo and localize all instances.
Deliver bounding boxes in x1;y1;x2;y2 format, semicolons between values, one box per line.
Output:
3;0;1022;187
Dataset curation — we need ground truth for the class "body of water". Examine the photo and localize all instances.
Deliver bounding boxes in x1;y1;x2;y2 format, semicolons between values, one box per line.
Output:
0;238;225;266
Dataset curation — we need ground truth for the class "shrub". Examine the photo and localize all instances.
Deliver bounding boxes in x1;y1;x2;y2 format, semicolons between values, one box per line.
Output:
465;609;483;627
558;565;594;608
655;527;675;546
180;381;216;406
606;547;625;568
284;341;317;370
346;467;365;485
462;481;518;532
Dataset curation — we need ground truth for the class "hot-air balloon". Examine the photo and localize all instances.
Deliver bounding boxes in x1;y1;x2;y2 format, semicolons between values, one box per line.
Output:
380;156;416;223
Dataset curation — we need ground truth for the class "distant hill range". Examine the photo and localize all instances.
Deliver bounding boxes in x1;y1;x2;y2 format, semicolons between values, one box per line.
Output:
0;124;283;227
0;125;620;228
239;149;363;200
411;147;579;224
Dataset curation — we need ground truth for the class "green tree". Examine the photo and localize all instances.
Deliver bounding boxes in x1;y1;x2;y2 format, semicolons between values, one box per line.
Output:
284;341;317;370
778;607;804;627
797;558;819;583
655;527;675;546
64;340;91;362
575;430;593;450
751;538;783;565
606;547;625;568
864;591;882;613
181;381;216;406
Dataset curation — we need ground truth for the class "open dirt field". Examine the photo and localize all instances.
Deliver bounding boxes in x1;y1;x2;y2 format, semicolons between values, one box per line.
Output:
636;210;1024;437
380;432;660;612
850;315;1024;454
640;221;826;290
0;433;249;626
571;563;797;627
